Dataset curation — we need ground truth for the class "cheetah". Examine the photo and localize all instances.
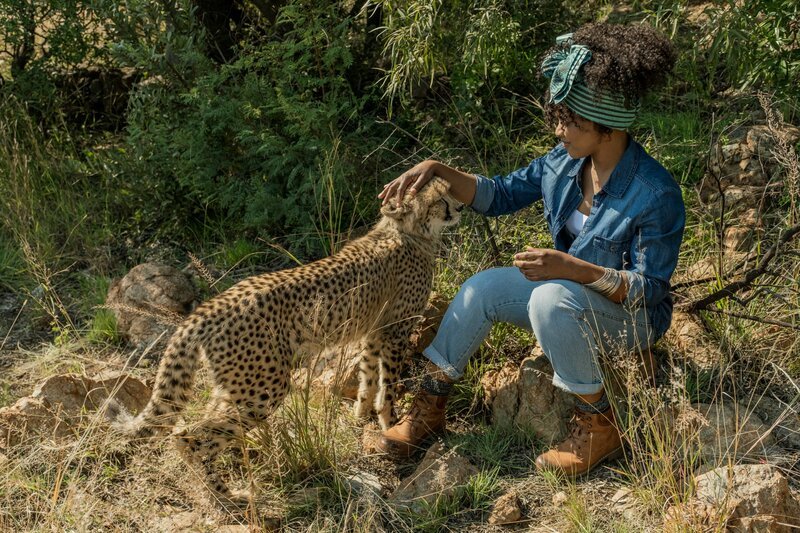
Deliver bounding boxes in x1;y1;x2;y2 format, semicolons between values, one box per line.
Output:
114;177;462;505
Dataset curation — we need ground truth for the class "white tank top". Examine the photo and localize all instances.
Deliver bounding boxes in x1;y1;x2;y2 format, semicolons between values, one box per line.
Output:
565;209;588;237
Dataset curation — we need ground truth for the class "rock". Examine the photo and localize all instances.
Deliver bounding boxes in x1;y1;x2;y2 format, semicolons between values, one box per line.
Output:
664;312;723;367
0;397;54;448
408;293;449;353
741;208;762;227
684;2;712;25
482;356;575;444
682;256;717;281
0;373;151;449
746;124;800;159
724;226;754;252
389;442;478;513
678;402;775;463
700;124;800;211
611;487;630;505
650;401;779;478
293;345;362;400
694;402;774;462
552;491;568;507
611;487;636;517
343;470;383;500
677;251;749;286
33;373;151;415
751;396;800;450
666;465;800;532
106;263;195;348
488;490;522;525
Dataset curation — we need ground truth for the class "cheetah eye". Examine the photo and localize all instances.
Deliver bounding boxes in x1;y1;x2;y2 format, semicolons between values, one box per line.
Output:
441;198;452;221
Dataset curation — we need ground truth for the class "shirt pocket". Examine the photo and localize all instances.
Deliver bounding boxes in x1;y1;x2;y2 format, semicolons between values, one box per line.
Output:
592;235;631;270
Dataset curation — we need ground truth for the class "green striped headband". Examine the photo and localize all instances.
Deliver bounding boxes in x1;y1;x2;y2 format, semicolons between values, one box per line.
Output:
541;33;639;130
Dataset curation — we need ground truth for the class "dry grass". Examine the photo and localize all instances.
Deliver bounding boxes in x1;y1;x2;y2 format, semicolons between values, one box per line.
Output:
4;199;798;531
0;344;373;531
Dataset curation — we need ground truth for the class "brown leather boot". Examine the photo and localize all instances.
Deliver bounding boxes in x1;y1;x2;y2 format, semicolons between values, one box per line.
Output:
534;407;623;477
377;389;448;458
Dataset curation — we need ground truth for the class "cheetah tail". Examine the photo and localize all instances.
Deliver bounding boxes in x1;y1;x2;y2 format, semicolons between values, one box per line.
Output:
112;331;201;440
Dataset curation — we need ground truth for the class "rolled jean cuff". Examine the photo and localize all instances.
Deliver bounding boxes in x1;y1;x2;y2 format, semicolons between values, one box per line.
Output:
551;371;604;396
422;344;462;381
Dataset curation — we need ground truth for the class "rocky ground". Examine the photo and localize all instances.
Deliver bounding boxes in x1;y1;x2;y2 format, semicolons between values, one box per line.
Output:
1;273;798;531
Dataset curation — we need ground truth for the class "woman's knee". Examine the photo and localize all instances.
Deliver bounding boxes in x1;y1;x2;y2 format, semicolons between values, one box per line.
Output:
528;280;587;330
456;267;518;310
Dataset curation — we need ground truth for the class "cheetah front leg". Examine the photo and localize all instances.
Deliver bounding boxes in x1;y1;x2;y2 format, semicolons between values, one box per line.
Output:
354;342;380;421
374;334;412;430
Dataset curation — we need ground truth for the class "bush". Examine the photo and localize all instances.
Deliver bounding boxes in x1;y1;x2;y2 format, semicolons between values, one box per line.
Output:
0;0;106;119
112;1;391;256
701;0;800;99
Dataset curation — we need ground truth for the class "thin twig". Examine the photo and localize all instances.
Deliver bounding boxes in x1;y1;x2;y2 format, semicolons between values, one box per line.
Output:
96;303;185;327
0;298;27;352
671;275;720;291
709;113;727;279
480;217;501;266
700;306;800;331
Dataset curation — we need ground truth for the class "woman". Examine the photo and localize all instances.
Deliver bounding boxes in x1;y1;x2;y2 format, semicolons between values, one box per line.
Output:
376;22;685;476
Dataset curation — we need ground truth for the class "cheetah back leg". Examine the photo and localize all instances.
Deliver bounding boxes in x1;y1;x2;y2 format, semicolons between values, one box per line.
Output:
175;369;290;508
174;399;253;507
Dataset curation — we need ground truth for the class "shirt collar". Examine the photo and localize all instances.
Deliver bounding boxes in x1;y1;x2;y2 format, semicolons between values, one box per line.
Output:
565;137;640;199
603;137;639;198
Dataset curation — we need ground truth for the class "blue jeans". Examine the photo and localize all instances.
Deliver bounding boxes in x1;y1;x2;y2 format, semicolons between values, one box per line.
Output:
423;267;656;395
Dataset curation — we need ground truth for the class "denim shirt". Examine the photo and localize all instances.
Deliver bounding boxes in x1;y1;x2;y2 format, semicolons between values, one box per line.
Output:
471;138;686;338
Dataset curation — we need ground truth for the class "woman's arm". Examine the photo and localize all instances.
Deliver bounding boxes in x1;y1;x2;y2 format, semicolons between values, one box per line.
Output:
624;188;685;308
380;153;548;216
513;248;628;303
379;160;477;206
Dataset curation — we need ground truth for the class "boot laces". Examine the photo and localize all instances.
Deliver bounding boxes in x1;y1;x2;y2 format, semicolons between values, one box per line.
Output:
569;410;593;439
398;393;436;426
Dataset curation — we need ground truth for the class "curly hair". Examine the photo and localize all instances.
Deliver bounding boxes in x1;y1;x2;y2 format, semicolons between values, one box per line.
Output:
543;23;677;134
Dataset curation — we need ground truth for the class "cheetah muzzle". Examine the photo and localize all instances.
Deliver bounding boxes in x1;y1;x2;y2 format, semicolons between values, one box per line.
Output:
112;177;461;506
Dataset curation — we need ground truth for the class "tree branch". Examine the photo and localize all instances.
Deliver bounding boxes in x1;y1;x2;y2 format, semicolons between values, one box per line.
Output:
682;222;800;312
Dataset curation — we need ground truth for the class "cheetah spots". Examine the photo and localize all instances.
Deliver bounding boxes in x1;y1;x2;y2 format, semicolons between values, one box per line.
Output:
134;181;454;505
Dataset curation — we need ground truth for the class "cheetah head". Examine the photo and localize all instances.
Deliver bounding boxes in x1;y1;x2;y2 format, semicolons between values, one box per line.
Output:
380;177;463;238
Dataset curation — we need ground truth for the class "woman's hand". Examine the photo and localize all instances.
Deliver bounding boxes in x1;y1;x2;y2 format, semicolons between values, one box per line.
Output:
513;248;574;281
379;160;440;206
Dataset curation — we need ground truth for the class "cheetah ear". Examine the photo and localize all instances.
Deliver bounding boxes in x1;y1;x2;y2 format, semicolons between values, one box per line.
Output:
380;201;412;220
417;177;451;205
430;176;451;195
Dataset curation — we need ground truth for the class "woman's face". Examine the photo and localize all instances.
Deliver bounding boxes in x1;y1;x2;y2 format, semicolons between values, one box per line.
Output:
555;117;603;159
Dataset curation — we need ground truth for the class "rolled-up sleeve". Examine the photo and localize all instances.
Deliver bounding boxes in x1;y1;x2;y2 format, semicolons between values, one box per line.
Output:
470;156;545;217
624;187;685;308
